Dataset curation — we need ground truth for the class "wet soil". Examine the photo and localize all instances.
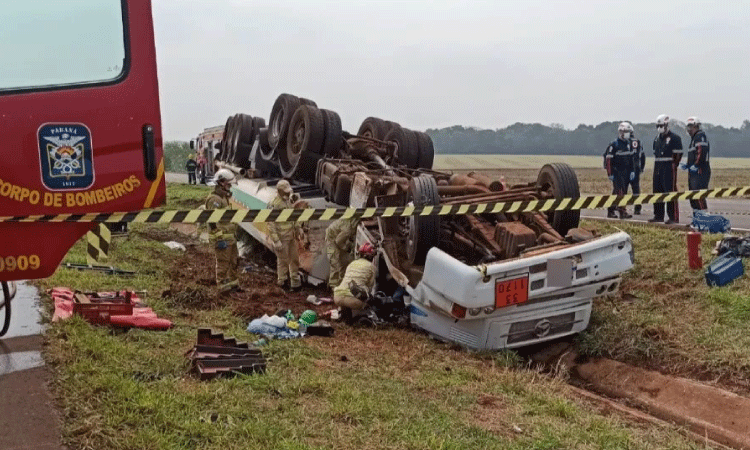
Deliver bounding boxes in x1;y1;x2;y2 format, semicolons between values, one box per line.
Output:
164;242;332;321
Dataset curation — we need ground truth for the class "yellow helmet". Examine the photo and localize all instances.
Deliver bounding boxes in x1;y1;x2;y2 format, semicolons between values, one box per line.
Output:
188;153;194;159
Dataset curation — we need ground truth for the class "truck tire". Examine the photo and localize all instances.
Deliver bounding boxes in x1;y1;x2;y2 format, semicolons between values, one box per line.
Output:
333;174;352;206
222;114;239;163
407;175;441;265
300;97;317;107
384;120;401;135
385;126;419;169
252;140;282;178
232;114;255;168
269;93;302;150
321;109;343;157
414;131;435;170
537;163;580;236
281;105;325;180
358;117;388;140
220;115;234;162
258;127;273;159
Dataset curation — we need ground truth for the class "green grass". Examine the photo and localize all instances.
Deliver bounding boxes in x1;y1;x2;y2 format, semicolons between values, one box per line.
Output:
37;184;706;450
578;220;750;390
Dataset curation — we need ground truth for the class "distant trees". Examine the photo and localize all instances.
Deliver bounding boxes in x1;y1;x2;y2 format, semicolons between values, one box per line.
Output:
163;141;191;172
427;121;750;157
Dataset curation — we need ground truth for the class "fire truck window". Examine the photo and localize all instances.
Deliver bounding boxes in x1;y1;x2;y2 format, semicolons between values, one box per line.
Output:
0;0;125;92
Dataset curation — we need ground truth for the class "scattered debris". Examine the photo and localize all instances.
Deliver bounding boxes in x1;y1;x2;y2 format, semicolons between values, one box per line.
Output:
691;211;731;233
247;314;301;339
50;288;172;329
186;328;266;380
714;234;750;257
705;253;744;287
305;321;334;337
63;263;135;276
163;241;186;251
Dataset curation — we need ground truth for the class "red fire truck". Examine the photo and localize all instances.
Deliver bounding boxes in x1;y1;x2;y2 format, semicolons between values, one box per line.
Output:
0;0;166;333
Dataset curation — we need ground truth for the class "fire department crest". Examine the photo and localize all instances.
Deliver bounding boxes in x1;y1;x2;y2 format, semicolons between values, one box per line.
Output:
38;124;94;190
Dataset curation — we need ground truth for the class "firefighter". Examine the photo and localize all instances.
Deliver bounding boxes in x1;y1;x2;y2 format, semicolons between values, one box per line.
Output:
604;122;635;219
681;117;710;210
649;114;683;224
625;123;646;215
268;180;301;291
325;217;359;288
186;154;198;185
205;169;239;292
333;242;377;314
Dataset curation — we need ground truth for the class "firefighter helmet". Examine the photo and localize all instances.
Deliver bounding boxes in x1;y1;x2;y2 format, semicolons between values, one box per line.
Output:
686;116;701;128
358;242;375;257
277;180;293;196
214;168;235;184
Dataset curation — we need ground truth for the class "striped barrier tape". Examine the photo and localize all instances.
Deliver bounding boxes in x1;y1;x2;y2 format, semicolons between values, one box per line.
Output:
2;186;748;224
86;223;111;264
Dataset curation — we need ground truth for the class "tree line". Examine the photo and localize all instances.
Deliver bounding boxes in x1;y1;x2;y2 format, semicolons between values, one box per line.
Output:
426;120;750;157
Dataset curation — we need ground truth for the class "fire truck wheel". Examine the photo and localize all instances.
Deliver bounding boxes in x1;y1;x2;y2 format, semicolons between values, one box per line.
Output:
269;93;302;150
321;109;343;157
282;105;325;178
300;97;318;107
358;117;388;140
414;131;435;170
537;163;580;236
333;174;352;206
386;126;420;169
407;175;441;265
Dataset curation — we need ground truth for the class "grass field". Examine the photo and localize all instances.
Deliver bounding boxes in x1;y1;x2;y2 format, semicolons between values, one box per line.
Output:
435;154;750;170
36;183;717;450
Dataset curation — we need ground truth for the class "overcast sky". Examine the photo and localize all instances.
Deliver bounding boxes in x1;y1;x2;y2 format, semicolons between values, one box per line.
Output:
152;0;750;140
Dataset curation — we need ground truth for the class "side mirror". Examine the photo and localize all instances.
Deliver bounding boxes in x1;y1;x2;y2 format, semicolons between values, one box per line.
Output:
189;140;195;150
214;141;221;150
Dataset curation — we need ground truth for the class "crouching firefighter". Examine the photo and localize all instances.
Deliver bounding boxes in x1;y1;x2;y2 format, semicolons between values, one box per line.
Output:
205;169;239;292
268;180;302;291
604;122;635;219
333;243;377;318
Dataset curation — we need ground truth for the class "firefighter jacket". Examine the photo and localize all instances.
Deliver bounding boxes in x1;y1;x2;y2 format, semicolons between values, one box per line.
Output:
604;138;635;176
653;131;683;165
204;186;234;241
267;195;299;243
325;218;358;250
687;130;710;168
186;158;198;173
333;258;376;299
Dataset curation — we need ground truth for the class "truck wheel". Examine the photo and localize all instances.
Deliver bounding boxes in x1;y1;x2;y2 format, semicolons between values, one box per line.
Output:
282;105;325;180
407;175;441;265
384;120;401;136
537;163;580;236
333;174;352;206
386;126;419;169
258;127;273;159
220;115;234;162
252;140;282;178
299;97;317;107
222;114;239;163
232;114;255;168
321;109;343;157
269;93;302;150
358;117;388;140
414;131;435;170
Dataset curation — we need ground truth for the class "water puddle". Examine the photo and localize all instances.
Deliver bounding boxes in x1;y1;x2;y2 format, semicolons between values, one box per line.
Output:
0;350;44;375
2;281;44;339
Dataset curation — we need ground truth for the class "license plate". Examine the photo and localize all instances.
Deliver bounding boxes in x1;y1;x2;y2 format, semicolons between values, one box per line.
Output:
495;275;529;308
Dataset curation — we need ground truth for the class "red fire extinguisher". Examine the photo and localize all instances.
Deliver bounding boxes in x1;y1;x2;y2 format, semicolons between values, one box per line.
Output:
687;231;702;269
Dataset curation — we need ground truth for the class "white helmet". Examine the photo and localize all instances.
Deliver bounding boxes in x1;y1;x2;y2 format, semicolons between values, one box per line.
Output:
214;168;235;184
686;116;701;128
656;114;669;134
618;122;632;139
276;179;293;196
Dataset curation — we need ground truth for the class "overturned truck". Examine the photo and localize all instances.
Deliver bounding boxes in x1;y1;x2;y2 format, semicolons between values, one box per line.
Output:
215;93;634;350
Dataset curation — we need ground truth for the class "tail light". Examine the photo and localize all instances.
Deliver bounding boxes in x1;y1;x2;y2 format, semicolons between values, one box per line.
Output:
451;304;467;319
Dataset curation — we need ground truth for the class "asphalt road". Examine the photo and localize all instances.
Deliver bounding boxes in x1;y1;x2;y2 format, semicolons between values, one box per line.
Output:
582;198;750;231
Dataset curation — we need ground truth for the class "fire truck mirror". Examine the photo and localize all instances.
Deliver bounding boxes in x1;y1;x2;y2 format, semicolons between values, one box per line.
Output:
190;140;195;150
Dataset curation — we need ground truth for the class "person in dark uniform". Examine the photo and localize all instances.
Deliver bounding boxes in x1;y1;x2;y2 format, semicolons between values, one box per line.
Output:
604;122;635;219
649;114;683;224
624;122;645;215
186;154;198;185
681;116;710;211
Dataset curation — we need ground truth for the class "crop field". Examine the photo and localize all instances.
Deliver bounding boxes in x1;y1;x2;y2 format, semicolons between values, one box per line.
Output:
435;154;750;171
